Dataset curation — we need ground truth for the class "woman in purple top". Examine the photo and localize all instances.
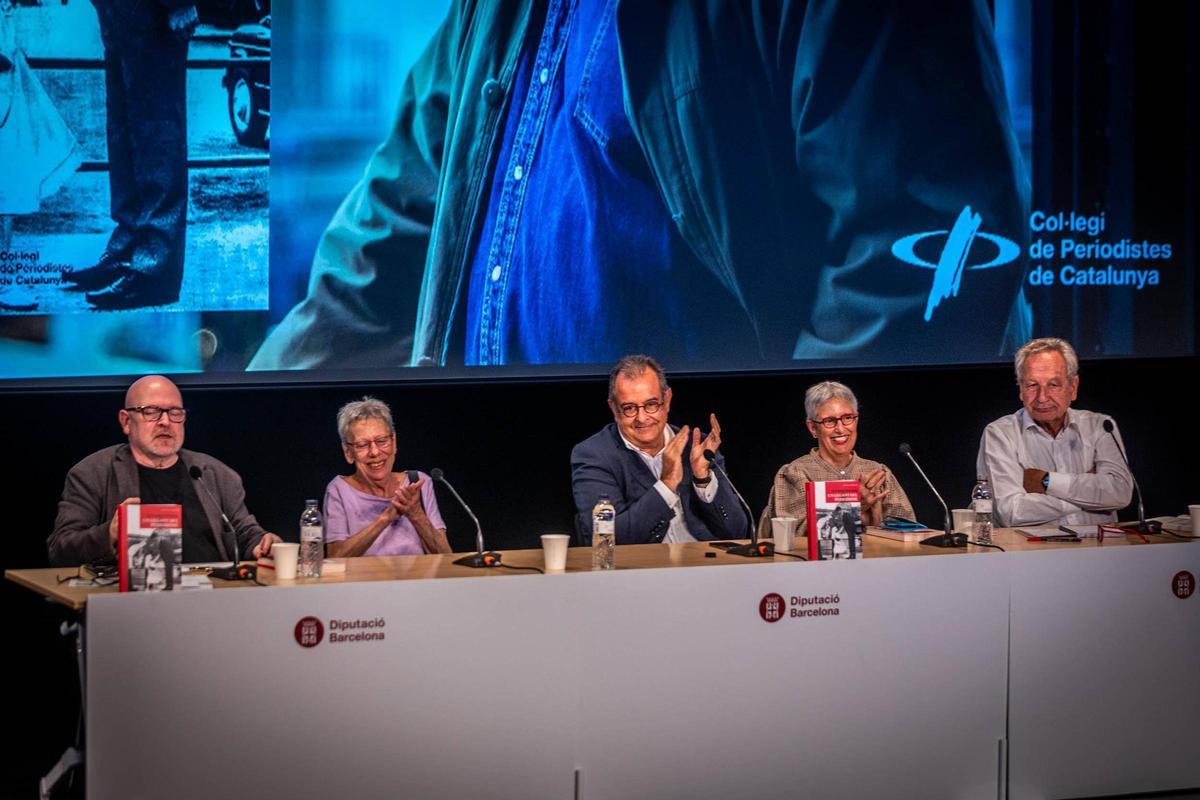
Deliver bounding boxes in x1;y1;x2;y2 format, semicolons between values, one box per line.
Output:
324;397;451;557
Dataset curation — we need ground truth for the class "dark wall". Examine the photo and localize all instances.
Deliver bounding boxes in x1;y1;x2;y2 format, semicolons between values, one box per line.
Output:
2;356;1196;795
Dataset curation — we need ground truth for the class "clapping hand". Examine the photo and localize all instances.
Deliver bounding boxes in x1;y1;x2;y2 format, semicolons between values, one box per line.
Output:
659;425;691;493
858;467;891;526
390;478;427;521
689;414;722;480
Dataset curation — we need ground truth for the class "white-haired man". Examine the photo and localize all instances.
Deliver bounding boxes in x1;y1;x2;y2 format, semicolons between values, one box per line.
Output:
977;338;1133;528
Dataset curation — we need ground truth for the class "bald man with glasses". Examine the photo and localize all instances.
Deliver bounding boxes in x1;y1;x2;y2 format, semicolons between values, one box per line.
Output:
48;375;280;566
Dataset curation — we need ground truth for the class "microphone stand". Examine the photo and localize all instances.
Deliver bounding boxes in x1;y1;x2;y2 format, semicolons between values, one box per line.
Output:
1102;420;1161;536
431;469;502;568
898;444;967;548
190;466;255;580
702;449;773;558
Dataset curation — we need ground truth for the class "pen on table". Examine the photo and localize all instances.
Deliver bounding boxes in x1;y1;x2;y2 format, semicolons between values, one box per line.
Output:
1027;535;1081;543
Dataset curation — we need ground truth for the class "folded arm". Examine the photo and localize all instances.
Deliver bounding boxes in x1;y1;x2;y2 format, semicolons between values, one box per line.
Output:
1046;423;1134;511
981;426;1087;527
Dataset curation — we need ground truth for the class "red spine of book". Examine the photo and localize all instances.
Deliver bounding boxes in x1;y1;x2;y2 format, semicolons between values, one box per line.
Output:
806;483;819;561
117;503;131;592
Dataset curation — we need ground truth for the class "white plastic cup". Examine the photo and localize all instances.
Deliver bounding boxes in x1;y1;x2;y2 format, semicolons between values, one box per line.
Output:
541;534;570;572
951;508;974;534
771;517;799;552
272;543;300;581
1189;505;1200;536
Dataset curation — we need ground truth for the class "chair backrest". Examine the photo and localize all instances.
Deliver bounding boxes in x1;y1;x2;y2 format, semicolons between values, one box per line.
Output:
406;469;426;513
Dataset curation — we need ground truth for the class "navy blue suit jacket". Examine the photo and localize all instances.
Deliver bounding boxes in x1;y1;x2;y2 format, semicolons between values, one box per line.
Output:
570;423;750;545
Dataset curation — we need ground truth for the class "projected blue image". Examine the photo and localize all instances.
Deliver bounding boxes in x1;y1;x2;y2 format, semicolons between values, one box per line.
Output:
256;0;1035;371
0;0;1192;384
0;0;268;378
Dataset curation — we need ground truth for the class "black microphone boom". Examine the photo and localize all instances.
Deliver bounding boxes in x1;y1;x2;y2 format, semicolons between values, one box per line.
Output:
189;465;255;580
898;443;967;548
702;448;773;558
431;468;502;568
1102;419;1160;536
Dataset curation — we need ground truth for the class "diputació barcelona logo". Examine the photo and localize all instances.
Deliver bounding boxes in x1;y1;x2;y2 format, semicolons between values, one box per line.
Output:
1173;571;1195;599
759;593;785;623
295;616;324;647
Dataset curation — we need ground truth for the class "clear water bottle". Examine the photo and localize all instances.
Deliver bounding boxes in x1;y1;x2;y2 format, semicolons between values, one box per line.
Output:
299;499;324;577
971;477;993;545
591;495;616;570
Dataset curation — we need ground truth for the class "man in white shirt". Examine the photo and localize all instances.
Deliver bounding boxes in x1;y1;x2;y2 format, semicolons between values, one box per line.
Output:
977;338;1133;527
570;355;750;544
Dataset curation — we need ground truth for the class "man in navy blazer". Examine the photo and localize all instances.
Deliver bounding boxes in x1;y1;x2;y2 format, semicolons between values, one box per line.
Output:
571;355;750;545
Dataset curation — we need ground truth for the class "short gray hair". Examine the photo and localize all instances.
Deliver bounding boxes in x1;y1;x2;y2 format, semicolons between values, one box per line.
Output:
607;354;669;402
804;381;858;421
1014;337;1079;383
336;396;394;443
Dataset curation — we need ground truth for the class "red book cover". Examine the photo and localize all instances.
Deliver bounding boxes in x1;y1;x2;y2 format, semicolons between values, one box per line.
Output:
805;480;864;560
118;504;183;592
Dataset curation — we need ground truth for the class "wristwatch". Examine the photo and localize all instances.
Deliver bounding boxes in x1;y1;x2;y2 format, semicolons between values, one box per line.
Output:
692;474;712;487
1041;473;1050;490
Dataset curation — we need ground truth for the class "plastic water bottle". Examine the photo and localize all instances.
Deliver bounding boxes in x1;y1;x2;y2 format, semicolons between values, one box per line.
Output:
299;499;324;577
591;495;616;570
971;478;993;545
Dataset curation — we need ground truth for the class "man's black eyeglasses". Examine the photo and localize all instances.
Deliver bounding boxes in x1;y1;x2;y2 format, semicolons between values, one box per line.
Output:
617;398;664;417
125;406;187;422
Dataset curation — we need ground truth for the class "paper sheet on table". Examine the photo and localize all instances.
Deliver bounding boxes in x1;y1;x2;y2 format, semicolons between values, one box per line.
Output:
1149;515;1193;534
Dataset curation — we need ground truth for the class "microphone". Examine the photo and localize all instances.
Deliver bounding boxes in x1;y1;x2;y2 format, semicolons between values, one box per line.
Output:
431;468;501;568
702;448;773;558
189;465;255;581
1102;419;1160;536
898;443;966;548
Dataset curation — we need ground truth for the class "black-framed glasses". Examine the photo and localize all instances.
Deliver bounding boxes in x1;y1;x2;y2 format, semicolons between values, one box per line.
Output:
58;563;119;586
125;405;187;422
617;398;665;418
346;435;394;455
812;413;859;429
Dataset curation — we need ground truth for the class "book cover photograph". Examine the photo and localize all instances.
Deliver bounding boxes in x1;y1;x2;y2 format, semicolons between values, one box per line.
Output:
118;503;183;592
805;480;863;561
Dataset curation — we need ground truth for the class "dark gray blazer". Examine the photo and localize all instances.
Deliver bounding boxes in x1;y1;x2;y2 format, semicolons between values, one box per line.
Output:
48;444;269;566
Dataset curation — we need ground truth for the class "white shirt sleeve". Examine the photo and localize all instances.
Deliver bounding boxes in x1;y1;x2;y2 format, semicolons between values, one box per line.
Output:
653;480;681;510
693;473;719;503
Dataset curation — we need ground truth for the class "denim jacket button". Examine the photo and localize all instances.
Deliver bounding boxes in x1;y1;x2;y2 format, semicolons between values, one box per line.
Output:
481;79;505;107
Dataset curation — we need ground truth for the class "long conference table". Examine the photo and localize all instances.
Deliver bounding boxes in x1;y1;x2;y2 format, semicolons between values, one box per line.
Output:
7;529;1199;800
